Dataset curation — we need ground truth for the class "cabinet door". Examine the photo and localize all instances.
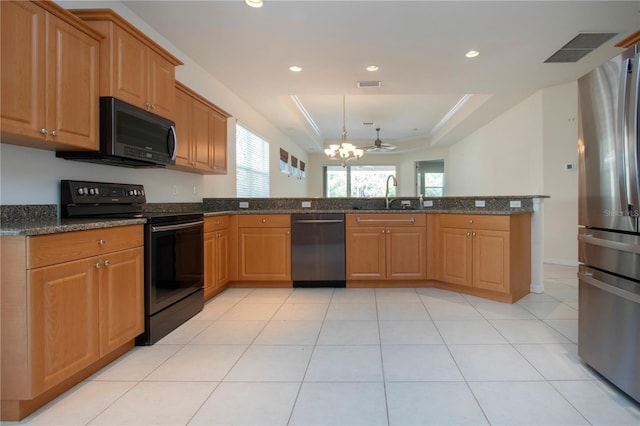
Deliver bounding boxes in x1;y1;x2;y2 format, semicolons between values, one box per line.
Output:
29;258;100;394
191;98;214;171
0;1;45;140
238;228;291;281
46;12;99;150
147;50;176;119
440;227;472;287
203;232;215;298
386;227;426;280
112;26;147;109
473;229;509;293
174;87;192;168
99;247;143;355
215;229;230;288
212;110;227;173
346;227;386;280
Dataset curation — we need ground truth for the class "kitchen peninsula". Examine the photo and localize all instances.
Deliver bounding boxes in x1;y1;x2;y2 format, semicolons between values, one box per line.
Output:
1;194;544;420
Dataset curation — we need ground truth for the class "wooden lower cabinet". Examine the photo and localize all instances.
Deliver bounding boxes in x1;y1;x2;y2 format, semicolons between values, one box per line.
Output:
1;225;143;421
236;215;291;283
437;214;530;302
99;247;144;356
204;216;229;299
29;258;101;395
346;214;426;281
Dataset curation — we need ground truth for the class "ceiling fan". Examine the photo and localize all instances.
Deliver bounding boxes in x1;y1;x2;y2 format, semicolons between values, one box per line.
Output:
364;128;397;152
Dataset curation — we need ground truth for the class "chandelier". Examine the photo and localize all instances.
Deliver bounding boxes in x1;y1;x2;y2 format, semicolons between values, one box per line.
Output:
324;96;364;167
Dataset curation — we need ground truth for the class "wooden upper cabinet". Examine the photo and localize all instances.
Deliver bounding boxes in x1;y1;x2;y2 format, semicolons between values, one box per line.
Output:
70;9;183;121
0;1;100;151
172;81;231;174
0;1;45;141
212;110;228;173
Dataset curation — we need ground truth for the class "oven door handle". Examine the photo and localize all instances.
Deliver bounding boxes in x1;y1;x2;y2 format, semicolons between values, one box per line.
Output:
151;220;203;233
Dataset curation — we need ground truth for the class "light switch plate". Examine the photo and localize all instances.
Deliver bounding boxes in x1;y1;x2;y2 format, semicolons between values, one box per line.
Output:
239;201;249;209
302;201;312;208
510;200;522;208
475;200;486;208
423;200;433;207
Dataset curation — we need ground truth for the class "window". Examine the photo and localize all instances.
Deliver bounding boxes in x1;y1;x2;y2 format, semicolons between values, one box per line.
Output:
236;123;269;197
324;165;397;197
416;159;445;196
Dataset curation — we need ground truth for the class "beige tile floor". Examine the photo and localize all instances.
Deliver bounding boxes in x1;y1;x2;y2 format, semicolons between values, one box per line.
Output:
6;264;640;425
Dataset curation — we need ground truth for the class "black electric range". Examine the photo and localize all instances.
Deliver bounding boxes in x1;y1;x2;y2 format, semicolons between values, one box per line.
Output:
61;180;204;345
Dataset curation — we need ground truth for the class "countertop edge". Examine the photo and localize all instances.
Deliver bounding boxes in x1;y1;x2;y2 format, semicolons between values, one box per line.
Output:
3;209;535;236
1;218;147;236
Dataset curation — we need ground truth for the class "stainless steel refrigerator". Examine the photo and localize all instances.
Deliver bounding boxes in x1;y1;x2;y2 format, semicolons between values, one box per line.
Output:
578;43;640;403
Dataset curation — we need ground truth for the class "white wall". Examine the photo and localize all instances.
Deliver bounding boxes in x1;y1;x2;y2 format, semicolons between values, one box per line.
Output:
446;92;544;196
542;82;579;265
0;0;308;205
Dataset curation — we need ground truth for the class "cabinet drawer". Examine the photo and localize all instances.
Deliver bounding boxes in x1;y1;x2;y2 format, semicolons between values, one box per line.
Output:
28;225;143;269
204;215;229;233
238;214;290;228
439;214;510;231
346;213;425;227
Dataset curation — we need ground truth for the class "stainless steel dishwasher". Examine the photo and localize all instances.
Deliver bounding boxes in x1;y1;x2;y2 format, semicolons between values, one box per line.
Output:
291;213;346;287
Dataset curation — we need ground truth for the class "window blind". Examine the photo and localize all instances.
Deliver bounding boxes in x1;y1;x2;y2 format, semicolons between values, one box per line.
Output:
236;123;270;197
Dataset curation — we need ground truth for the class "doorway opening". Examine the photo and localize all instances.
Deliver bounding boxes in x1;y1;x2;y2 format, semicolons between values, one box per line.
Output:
416;159;445;196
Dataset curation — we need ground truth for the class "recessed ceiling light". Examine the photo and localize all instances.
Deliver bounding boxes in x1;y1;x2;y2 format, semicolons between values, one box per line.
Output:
289;65;302;72
366;65;379;72
465;50;480;58
245;0;263;8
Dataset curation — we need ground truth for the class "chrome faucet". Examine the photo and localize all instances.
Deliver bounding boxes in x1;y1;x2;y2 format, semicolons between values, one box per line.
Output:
385;175;398;209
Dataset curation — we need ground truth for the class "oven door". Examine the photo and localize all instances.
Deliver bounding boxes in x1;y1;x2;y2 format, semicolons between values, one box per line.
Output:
146;219;203;314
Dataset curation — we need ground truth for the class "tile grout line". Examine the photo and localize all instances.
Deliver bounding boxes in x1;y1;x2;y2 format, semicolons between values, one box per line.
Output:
286;287;334;426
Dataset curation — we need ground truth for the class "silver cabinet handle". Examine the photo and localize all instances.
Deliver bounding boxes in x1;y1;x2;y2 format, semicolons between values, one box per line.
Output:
51;130;57;136
356;217;415;223
40;128;48;135
472;232;477;236
466;232;471;237
103;260;110;266
95;262;101;269
469;219;474;224
98;239;105;245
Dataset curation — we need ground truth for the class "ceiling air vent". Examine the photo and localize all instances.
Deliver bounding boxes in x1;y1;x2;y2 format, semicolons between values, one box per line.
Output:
362;122;375;126
544;32;617;63
357;81;382;88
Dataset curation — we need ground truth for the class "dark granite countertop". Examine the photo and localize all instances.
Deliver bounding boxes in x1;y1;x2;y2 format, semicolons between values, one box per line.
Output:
3;195;545;235
1;217;147;236
204;209;531;216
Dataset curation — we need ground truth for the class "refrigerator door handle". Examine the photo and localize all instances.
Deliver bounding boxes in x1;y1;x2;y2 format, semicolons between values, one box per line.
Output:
619;57;633;216
578;233;640;254
628;52;640;219
580;270;640;304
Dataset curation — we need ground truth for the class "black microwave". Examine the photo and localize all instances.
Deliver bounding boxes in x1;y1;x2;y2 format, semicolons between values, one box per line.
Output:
57;97;177;168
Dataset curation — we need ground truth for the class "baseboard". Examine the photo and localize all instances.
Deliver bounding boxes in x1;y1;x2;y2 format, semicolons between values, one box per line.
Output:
544;258;579;267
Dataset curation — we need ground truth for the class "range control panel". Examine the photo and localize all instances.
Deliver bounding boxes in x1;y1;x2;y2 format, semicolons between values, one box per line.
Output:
61;180;146;205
